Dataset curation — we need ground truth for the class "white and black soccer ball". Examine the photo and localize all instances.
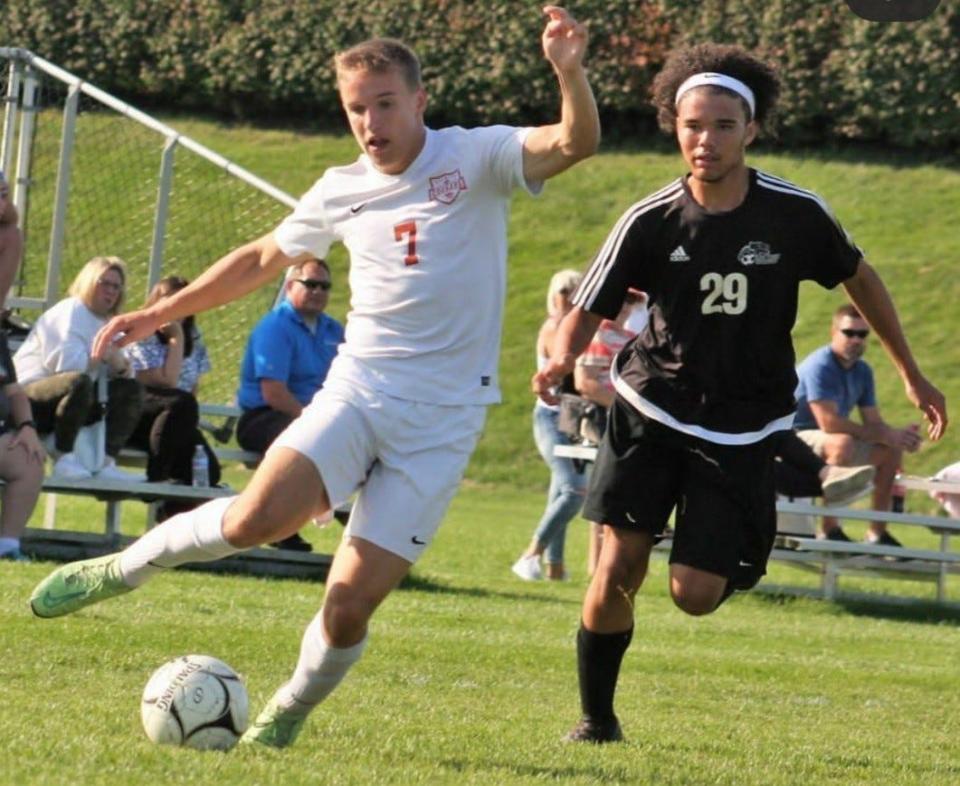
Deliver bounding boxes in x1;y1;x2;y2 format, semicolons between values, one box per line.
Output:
141;654;248;751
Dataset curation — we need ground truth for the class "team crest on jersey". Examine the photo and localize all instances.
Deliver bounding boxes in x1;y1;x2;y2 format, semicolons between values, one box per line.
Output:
428;170;468;205
737;241;781;266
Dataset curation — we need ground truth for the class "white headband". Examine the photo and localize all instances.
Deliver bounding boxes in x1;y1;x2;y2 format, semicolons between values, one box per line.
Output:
675;72;756;118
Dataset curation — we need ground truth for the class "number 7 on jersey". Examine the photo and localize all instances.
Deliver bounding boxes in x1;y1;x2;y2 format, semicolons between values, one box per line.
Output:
394;221;419;266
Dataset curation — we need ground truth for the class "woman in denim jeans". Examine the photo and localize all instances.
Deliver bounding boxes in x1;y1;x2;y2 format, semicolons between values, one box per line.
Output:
512;269;587;581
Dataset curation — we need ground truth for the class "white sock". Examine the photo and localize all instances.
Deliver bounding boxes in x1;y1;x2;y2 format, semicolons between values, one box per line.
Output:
275;611;367;717
118;497;241;587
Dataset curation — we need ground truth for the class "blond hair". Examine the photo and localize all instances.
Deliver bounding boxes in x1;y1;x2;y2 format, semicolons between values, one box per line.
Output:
546;269;582;316
68;256;127;315
334;38;422;90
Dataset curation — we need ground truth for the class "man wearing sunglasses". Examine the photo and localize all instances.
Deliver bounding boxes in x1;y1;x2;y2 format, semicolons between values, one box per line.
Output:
237;257;343;460
794;303;922;546
236;258;343;552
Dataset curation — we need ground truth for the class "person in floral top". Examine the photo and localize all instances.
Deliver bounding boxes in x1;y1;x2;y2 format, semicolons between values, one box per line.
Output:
125;276;220;513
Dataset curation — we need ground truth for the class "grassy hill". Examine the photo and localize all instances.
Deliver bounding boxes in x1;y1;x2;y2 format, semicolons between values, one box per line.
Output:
160;116;960;491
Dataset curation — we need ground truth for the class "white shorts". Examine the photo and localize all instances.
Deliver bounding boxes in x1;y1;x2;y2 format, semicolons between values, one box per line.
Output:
271;377;487;562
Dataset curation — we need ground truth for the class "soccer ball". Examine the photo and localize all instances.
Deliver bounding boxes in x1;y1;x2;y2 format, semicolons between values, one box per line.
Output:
141;654;248;751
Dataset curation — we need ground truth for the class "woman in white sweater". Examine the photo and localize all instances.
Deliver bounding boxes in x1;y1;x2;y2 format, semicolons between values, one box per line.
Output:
14;256;143;480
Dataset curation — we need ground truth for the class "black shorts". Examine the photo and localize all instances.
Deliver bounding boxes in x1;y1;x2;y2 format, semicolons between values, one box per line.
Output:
582;396;779;591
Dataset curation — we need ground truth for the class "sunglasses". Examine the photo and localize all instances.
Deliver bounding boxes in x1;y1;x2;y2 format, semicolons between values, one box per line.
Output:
295;279;332;292
97;278;123;292
840;328;869;339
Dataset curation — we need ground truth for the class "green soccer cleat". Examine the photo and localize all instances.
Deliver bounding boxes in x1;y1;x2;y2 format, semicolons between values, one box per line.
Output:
29;554;131;618
240;695;307;749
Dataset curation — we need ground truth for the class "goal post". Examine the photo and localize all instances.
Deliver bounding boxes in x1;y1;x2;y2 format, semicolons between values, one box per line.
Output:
1;47;297;409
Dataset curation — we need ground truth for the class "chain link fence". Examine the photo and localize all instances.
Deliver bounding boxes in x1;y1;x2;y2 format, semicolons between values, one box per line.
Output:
1;48;295;410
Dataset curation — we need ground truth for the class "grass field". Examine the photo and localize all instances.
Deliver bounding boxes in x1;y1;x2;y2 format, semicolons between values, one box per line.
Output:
4;120;960;784
5;485;960;786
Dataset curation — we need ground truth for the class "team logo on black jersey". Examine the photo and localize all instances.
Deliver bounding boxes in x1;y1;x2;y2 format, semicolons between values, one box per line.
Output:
737;241;781;266
428;169;468;205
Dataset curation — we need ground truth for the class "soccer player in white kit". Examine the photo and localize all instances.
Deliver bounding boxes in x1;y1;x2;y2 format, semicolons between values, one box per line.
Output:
29;6;600;748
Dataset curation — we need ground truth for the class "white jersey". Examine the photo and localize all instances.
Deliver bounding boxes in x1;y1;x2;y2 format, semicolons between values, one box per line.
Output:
274;125;540;405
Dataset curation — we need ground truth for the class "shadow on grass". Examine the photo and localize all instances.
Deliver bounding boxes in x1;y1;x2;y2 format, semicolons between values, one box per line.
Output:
751;589;960;626
439;758;635;783
399;572;580;606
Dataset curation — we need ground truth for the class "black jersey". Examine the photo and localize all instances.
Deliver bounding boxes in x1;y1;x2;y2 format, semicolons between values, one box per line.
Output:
573;169;861;444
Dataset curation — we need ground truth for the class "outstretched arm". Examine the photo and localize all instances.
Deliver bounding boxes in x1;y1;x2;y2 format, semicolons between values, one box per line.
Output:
92;233;305;358
842;259;947;440
532;305;602;403
522;5;600;183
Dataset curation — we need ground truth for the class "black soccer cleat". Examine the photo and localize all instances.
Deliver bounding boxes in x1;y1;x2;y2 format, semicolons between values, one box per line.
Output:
269;532;313;552
564;716;624;744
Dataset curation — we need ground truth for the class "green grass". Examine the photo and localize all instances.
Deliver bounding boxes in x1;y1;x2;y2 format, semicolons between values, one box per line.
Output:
5;484;960;785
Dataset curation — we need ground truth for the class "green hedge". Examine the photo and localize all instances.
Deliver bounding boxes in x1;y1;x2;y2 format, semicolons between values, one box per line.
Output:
3;0;958;149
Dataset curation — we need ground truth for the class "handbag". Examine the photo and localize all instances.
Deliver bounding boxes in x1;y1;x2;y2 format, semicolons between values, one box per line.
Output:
72;419;107;474
558;394;607;445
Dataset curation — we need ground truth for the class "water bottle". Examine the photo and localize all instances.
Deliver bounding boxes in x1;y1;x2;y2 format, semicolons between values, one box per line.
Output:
191;444;210;488
891;469;905;513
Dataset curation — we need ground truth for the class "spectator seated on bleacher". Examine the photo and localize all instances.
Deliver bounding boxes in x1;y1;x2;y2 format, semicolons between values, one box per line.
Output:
0;328;44;561
13;256;143;482
235;257;343;551
794;304;922;546
125;276;221;519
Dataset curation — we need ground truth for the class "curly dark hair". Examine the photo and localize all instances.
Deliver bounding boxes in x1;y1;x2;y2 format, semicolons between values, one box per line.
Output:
651;43;781;133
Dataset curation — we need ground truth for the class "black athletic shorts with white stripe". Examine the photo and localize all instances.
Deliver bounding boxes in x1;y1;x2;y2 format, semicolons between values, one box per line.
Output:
583;395;779;591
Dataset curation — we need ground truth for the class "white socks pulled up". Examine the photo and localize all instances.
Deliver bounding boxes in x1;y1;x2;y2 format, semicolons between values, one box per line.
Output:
275;610;368;717
118;496;240;587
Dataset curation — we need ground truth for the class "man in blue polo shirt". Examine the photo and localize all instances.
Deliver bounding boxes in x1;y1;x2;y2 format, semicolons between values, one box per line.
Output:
237;258;343;549
794;303;922;545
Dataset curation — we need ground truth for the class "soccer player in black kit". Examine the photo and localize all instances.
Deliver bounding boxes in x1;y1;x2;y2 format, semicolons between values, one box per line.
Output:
532;43;948;743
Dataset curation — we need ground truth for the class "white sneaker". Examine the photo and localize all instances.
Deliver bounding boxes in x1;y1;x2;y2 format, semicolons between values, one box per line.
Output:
94;457;145;483
52;452;93;480
511;554;543;581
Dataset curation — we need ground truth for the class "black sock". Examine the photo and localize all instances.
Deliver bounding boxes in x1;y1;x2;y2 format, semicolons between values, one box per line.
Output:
576;623;633;723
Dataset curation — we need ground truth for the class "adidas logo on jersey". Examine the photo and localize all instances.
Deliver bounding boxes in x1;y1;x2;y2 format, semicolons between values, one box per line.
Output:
669;245;691;262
